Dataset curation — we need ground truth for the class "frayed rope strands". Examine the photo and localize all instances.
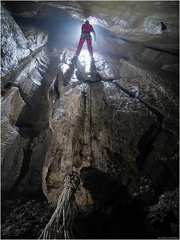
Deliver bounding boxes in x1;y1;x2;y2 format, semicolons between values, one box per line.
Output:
39;171;86;239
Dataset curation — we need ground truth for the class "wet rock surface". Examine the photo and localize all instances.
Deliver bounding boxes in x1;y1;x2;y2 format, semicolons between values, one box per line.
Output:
1;2;179;239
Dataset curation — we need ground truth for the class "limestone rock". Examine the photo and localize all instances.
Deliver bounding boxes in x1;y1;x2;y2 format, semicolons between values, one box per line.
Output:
1;2;179;239
1;5;30;86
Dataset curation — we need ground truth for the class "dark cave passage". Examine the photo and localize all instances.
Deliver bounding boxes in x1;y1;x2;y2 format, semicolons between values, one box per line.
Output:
9;146;33;194
136;120;162;171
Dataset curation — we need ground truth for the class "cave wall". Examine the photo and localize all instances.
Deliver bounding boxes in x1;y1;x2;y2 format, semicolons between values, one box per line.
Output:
1;2;179;239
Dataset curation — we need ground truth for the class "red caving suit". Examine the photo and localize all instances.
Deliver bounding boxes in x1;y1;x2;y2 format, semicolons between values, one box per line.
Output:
76;22;96;57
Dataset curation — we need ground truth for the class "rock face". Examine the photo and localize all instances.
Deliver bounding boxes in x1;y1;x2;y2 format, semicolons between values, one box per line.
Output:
1;1;179;239
1;5;30;86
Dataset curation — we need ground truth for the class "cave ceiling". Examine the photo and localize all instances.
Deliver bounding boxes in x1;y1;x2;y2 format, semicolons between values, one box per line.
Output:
3;1;179;52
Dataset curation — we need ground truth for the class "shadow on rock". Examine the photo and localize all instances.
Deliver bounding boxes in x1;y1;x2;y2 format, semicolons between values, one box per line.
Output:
80;166;129;207
79;166;179;239
79;166;148;239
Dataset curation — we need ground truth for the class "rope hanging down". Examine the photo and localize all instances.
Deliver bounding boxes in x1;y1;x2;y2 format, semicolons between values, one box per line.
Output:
39;171;86;239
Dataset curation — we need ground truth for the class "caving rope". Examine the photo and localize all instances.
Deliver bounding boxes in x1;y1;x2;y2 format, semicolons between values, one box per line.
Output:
89;85;93;163
39;171;86;239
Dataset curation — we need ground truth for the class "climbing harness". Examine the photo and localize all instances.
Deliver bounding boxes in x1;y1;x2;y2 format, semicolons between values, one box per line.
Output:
80;31;92;40
39;171;86;239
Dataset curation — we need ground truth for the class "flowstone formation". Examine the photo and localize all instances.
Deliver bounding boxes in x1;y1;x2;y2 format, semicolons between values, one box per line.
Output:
1;1;179;239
